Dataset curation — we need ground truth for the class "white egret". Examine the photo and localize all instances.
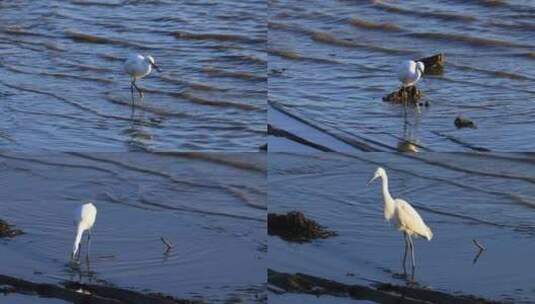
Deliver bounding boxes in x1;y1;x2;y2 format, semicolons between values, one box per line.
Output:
398;60;424;88
124;54;161;102
72;202;97;261
367;167;432;275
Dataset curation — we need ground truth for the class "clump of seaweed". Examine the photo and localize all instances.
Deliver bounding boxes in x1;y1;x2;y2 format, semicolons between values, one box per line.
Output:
383;86;423;104
268;211;337;242
0;219;24;238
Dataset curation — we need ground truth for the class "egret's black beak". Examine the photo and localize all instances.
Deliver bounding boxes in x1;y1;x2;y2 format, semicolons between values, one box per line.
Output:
151;63;161;72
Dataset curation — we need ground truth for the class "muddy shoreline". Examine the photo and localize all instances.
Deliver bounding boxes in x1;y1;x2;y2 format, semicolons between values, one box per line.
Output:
268;269;503;304
0;273;203;304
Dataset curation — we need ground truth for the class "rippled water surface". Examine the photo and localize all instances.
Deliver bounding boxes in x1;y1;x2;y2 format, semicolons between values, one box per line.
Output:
0;1;266;151
269;152;535;303
0;152;266;303
269;0;535;152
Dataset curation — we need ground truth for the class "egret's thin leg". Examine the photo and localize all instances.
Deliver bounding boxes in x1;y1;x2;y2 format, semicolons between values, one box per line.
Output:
402;233;409;274
409;235;416;274
86;230;92;261
130;80;135;105
132;80;144;99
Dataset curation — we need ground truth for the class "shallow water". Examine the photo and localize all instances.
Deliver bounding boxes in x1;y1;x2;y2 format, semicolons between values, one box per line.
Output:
0;152;266;303
0;294;70;304
268;0;535;152
269;152;535;303
0;0;266;151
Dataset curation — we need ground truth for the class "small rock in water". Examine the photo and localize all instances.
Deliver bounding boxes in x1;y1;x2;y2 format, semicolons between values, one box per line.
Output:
416;53;445;75
383;86;422;104
455;116;477;129
397;140;419;153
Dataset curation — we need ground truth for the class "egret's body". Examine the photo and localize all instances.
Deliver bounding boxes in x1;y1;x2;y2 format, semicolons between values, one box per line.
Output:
398;60;424;88
368;167;432;275
124;54;161;102
72;202;97;261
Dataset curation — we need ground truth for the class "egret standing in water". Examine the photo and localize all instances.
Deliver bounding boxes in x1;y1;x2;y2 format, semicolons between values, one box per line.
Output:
72;202;97;262
398;60;424;88
368;167;432;276
124;54;161;103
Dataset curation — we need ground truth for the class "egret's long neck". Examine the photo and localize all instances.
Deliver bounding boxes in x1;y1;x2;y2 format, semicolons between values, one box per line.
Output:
72;224;84;258
380;175;396;220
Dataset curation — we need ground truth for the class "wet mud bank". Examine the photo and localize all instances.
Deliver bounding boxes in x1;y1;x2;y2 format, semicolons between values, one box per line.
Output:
268;269;502;304
0;273;203;304
268;211;336;242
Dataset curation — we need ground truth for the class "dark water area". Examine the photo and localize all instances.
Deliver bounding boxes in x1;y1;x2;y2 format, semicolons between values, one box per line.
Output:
268;0;535;152
269;152;535;303
0;152;266;303
0;1;266;151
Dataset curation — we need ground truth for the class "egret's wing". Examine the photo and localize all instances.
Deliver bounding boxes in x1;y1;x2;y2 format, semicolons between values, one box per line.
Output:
397;60;415;84
395;199;433;240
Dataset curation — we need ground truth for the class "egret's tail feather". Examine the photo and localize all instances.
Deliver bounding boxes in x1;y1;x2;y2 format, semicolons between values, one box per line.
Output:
424;226;433;241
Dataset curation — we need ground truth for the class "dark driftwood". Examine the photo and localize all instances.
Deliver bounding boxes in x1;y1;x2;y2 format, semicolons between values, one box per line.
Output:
0;274;203;304
455;116;477;129
268;269;503;304
0;219;24;238
268;211;336;242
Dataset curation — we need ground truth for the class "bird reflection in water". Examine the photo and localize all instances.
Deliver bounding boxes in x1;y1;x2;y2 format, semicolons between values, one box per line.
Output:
397;103;422;153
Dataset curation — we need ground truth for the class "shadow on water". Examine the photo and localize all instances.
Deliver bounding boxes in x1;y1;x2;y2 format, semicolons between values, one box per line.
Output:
123;104;153;151
397;104;423;153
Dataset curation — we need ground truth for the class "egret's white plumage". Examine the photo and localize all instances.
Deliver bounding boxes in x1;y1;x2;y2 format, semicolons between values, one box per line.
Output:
398;60;425;87
123;54;161;101
72;202;97;261
368;167;432;274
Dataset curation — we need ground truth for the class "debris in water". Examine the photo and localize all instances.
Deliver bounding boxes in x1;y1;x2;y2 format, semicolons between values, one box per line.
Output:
472;239;486;264
473;239;486;251
455;116;477;129
160;237;174;252
0;219;24;238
